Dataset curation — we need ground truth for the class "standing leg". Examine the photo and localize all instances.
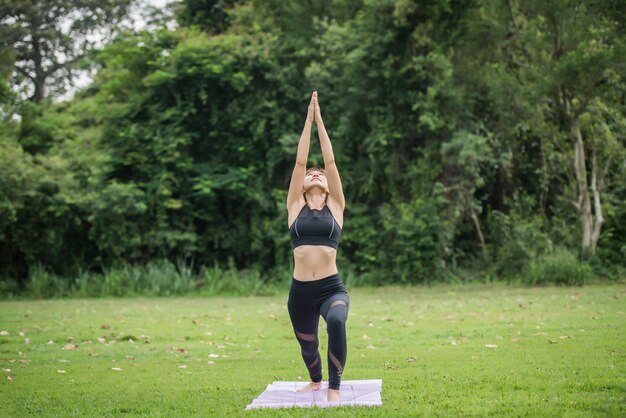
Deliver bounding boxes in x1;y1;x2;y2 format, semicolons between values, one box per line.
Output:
321;293;350;391
288;292;322;385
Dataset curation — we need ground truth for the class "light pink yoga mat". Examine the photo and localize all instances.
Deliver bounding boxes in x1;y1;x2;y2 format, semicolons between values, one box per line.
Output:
245;379;383;410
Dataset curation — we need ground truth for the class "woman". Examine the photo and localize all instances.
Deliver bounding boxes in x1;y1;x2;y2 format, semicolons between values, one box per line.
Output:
286;91;349;402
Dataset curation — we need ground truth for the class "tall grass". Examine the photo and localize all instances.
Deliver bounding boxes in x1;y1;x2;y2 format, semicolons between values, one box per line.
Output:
5;259;290;299
520;248;593;286
0;247;616;300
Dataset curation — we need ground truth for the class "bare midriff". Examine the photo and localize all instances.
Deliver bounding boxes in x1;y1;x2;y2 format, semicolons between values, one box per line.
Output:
292;245;338;281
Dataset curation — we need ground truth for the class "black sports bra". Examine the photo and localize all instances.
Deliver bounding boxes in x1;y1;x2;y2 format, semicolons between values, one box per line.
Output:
289;204;342;250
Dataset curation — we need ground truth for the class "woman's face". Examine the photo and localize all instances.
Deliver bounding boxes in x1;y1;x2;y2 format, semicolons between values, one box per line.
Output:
303;170;329;194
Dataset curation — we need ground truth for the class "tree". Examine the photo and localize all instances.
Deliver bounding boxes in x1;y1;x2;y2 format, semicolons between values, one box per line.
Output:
465;0;626;257
0;0;134;102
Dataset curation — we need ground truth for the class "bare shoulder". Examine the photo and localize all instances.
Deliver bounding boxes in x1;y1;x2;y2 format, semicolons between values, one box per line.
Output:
287;195;307;228
326;196;344;229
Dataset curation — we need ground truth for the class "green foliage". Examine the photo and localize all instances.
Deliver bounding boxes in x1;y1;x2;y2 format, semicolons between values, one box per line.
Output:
0;0;624;293
488;209;553;278
522;248;593;286
26;264;70;298
11;259;284;299
0;0;134;102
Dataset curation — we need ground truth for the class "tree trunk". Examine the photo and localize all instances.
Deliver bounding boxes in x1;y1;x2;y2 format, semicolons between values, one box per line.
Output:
469;204;487;260
571;117;593;256
33;77;46;103
590;148;604;255
32;35;46;103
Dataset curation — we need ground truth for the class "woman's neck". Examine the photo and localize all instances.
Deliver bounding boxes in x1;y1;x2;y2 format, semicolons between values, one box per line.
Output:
305;192;326;210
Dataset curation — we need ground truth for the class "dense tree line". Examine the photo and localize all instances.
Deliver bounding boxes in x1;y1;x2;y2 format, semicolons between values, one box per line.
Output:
1;0;624;290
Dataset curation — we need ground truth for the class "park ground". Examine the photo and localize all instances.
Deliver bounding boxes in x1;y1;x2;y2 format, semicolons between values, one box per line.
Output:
1;282;624;417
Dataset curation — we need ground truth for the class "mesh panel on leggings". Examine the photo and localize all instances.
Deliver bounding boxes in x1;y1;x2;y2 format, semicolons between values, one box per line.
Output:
329;300;346;309
328;350;343;377
295;330;316;342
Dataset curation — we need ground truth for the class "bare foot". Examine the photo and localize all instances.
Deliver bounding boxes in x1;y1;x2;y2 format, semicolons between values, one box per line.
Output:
327;388;340;401
297;381;322;392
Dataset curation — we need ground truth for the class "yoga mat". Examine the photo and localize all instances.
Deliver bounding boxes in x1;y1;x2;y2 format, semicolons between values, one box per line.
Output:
245;379;383;410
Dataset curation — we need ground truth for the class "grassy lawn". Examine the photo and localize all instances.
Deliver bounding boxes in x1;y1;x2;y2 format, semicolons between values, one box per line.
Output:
1;283;624;417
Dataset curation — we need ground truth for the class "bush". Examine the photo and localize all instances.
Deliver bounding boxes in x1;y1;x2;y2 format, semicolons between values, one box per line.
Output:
488;210;553;279
522;248;592;286
0;279;20;298
26;263;69;298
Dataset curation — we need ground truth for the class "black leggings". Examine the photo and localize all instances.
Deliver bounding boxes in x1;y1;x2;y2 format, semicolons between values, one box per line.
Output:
287;273;350;390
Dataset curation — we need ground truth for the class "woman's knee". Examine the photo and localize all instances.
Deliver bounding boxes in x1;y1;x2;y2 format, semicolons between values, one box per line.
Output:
326;305;347;331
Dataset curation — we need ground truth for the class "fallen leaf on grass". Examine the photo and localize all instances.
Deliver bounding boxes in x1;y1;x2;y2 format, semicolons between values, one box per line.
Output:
0;331;9;336
366;345;376;349
111;367;122;371
57;370;66;373
57;359;69;363
7;376;12;381
208;353;220;358
548;339;557;344
62;344;78;350
207;361;215;365
24;338;32;344
406;357;416;363
178;365;187;369
18;351;24;357
47;340;55;344
559;335;573;339
2;368;11;372
362;335;371;340
125;356;135;360
101;324;110;329
484;344;498;348
67;337;76;342
118;335;137;342
97;338;106;343
19;359;31;363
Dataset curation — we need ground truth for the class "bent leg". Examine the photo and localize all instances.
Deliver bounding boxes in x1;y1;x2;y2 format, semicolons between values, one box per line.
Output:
321;294;350;390
288;295;322;383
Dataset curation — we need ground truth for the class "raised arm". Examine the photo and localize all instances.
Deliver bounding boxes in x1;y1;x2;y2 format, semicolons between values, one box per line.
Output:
314;95;345;210
286;93;316;210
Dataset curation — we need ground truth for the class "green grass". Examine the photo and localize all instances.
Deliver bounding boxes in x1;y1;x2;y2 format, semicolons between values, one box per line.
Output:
1;283;624;417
